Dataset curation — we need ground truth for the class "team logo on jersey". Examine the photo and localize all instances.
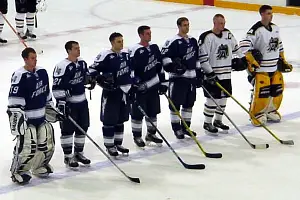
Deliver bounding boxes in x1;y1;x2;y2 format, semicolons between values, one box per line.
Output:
164;40;170;47
216;44;229;60
139;49;144;54
55;67;62;75
110;55;115;59
267;37;279;52
69;66;73;71
26;73;31;78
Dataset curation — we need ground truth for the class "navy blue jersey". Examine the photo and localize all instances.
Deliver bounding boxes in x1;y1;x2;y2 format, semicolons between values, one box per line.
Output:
129;43;166;90
52;58;88;104
8;67;52;127
161;35;200;79
89;49;132;93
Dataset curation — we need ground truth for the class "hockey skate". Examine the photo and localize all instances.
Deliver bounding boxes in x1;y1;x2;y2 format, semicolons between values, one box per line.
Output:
174;130;185;139
134;137;146;149
267;110;281;123
213;120;229;134
182;129;197;138
11;171;32;185
106;146;119;157
17;32;27;40
64;155;79;170
74;152;91;167
203;123;218;136
145;133;163;147
25;29;36;40
0;37;7;44
116;145;129;156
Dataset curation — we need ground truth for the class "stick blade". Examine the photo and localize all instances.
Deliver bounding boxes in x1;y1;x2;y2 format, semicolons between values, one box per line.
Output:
253;143;269;149
205;152;222;158
128;176;141;183
280;140;294;145
183;163;205;170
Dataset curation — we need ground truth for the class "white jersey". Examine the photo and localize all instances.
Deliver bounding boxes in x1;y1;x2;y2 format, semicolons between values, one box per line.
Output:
198;29;242;80
239;21;283;73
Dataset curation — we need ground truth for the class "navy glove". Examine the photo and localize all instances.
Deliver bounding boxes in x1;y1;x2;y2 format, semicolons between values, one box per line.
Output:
158;83;168;95
206;72;219;85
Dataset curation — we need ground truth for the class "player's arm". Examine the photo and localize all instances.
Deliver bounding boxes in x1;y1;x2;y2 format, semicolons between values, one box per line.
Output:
239;28;260;69
7;72;27;135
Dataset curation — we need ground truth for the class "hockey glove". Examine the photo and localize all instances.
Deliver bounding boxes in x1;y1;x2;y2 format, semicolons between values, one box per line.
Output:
232;57;248;71
158;82;168;95
45;102;65;122
85;75;96;90
7;107;27;136
127;87;137;104
57;101;70;117
245;51;260;73
173;57;187;75
278;52;293;73
206;71;219;85
96;73;117;91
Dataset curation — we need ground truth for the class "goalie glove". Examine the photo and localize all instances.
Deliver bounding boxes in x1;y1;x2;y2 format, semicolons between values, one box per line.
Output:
278;52;293;73
245;50;261;73
36;0;47;12
7;107;27;136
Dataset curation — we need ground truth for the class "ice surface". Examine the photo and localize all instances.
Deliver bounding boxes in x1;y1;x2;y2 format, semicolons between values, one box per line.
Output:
0;0;300;200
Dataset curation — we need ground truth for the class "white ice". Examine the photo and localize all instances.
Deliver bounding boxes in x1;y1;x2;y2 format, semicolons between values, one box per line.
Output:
0;0;300;199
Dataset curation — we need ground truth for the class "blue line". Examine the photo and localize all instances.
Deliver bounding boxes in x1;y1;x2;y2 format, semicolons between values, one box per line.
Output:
0;111;299;195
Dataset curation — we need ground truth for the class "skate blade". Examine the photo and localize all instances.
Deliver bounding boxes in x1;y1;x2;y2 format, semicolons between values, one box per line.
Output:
204;130;219;137
145;141;163;147
65;165;79;171
218;129;229;134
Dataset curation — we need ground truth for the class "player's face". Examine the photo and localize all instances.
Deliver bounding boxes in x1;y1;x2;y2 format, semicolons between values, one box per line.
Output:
112;37;124;51
179;20;189;34
215;17;225;31
70;43;80;57
24;53;37;68
141;29;151;42
262;9;273;22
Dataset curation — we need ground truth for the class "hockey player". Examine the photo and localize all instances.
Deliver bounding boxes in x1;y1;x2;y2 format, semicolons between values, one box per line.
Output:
89;32;132;157
198;14;247;136
161;17;201;139
15;0;39;39
239;5;293;126
52;41;91;169
129;25;168;148
0;0;7;43
7;47;56;184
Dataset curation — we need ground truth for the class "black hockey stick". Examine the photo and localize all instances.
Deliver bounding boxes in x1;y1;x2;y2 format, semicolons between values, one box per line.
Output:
202;85;269;149
51;107;140;183
216;82;294;146
67;116;140;183
136;103;205;170
163;93;222;158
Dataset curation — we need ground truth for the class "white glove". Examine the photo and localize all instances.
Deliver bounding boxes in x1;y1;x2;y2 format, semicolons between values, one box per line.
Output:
7;107;27;136
36;0;47;12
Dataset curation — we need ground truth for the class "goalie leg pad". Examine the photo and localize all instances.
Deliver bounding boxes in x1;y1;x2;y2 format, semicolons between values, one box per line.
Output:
10;125;37;183
31;121;55;177
267;71;284;122
250;72;271;126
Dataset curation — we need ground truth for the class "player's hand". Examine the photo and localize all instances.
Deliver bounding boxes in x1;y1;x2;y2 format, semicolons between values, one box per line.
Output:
245;52;260;72
57;101;69;117
206;72;219;85
158;83;168;95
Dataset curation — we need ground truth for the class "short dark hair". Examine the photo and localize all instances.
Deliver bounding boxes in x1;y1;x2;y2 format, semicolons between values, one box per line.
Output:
259;5;272;14
177;17;189;26
138;25;150;35
65;41;78;54
214;13;225;19
109;32;123;42
21;47;36;58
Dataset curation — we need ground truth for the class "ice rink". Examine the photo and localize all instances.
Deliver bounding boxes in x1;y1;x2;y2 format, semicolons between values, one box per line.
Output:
0;0;300;199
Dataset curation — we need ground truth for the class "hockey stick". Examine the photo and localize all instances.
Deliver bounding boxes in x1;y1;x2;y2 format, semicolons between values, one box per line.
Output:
163;93;222;158
216;82;294;145
136;103;205;170
50;106;140;183
67;116;140;183
202;85;269;149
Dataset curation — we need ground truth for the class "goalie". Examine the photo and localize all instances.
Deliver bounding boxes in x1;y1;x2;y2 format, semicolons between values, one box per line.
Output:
239;5;293;126
7;47;60;184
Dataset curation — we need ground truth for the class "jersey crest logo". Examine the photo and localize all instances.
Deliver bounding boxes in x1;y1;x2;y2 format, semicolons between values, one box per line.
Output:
216;44;229;60
164;40;170;47
12;76;18;83
55;67;62;75
139;49;144;54
110;55;115;59
267;37;279;52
